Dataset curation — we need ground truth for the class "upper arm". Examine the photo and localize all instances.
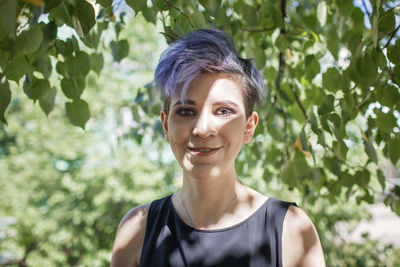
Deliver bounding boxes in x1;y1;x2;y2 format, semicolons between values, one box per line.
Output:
282;205;326;267
111;204;150;267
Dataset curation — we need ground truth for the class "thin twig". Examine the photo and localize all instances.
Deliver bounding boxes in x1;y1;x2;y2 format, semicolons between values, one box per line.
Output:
276;0;287;87
289;83;309;121
241;26;276;33
383;24;400;49
163;0;194;28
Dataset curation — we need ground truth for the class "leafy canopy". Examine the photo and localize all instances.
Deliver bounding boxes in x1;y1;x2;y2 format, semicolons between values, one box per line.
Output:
0;0;400;218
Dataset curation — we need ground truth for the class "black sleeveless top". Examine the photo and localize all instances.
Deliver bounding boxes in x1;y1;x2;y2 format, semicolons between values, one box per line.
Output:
140;195;296;267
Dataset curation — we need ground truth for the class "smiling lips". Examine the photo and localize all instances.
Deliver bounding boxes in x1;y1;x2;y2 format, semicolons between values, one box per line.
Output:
188;146;221;156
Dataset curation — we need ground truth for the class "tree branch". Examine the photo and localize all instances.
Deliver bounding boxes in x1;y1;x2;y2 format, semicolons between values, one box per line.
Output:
383;23;400;49
163;0;194;28
289;83;309;121
241;26;276;33
275;0;287;90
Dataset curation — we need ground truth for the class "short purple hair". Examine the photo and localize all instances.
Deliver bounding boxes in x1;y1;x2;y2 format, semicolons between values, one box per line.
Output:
154;28;266;117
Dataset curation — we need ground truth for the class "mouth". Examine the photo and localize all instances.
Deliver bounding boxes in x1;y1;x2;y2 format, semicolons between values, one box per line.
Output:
188;146;221;155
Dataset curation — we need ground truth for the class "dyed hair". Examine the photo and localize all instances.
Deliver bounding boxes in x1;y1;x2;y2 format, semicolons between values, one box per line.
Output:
154;28;266;118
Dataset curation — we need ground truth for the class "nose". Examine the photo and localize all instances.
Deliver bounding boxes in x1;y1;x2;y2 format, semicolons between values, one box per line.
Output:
192;109;217;138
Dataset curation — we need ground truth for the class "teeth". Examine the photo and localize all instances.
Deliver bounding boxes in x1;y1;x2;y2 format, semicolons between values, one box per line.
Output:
191;148;214;152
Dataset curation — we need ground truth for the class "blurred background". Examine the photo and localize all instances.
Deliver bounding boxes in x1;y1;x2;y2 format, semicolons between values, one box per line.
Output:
1;0;400;266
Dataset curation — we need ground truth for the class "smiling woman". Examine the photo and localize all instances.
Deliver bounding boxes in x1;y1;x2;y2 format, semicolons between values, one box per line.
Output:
110;29;326;267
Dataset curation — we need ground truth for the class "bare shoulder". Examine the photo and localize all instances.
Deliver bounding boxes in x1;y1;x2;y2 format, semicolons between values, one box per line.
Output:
111;203;150;267
282;205;326;267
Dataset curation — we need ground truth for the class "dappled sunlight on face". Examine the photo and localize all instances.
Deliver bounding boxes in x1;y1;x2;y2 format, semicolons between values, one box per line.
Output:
162;73;254;181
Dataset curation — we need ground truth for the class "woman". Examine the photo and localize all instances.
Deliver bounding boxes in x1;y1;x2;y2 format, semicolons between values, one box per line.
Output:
111;29;325;267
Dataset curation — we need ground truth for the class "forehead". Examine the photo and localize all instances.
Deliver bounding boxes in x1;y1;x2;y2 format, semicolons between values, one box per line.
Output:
172;73;245;105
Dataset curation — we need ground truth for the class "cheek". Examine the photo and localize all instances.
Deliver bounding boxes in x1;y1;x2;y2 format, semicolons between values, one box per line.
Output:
218;116;246;135
168;121;191;143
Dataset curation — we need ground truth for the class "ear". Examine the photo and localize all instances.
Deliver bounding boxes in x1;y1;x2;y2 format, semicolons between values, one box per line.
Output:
243;111;259;144
160;110;169;142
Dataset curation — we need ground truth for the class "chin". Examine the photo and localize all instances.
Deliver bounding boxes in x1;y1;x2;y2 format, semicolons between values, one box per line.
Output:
182;163;225;180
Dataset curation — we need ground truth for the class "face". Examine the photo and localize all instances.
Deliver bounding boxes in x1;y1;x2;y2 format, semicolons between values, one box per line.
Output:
160;73;259;180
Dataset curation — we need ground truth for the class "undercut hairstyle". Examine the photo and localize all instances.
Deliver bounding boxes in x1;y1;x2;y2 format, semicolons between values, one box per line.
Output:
154;28;266;118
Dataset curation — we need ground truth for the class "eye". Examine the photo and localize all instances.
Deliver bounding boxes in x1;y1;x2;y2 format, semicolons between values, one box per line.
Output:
176;107;196;117
216;107;234;116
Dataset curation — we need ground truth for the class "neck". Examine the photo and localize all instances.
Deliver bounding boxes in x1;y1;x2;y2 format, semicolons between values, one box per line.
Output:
179;169;240;229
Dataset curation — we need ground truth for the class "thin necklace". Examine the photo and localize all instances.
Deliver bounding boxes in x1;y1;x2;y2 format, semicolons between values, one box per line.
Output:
179;191;237;228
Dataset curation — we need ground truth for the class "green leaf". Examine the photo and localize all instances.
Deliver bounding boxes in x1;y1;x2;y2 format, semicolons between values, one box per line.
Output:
356;53;378;83
317;1;327;27
310;110;319;134
5;55;29;82
387;39;400;65
96;0;112;8
393;65;400;85
49;1;72;26
339;172;355;187
61;77;85;99
375;85;400;108
192;10;206;28
41;21;58;43
15;24;43;55
142;6;157;24
0;49;8;72
39;86;57;115
275;34;288;52
0;0;17;39
379;9;395;34
280;160;296;186
364;139;378;163
152;0;168;10
304;55;320;81
56;39;73;57
318;94;334;115
376;110;396;134
65;99;90;129
354;170;370;187
241;4;258;27
0;80;11;124
66;51;91;77
125;0;147;14
44;0;62;13
90;53;103;74
322;68;341;92
34;53;52;79
24;78;51;101
300;125;309;151
56;61;67;76
71;0;96;38
110;39;129;61
372;14;378;48
377;169;385;190
323;156;341;176
332;140;348;161
387;138;400;164
340;93;357;122
347;33;363;54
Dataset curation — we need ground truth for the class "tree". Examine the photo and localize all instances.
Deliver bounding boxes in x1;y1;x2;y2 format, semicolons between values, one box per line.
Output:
1;1;400;265
2;0;398;215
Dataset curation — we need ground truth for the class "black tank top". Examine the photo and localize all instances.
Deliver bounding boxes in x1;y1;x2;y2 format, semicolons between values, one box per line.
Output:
140;195;295;267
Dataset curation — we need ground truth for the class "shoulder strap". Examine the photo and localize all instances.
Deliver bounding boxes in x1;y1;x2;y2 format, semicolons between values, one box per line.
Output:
265;198;297;267
140;195;172;267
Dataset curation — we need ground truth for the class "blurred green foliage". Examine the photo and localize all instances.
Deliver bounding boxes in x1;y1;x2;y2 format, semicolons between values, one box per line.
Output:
0;0;400;266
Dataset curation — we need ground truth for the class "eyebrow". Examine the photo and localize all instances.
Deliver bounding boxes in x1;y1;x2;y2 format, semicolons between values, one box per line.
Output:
214;100;240;107
172;100;196;107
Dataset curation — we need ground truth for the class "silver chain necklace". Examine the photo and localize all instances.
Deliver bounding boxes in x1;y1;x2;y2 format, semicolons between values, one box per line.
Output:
179;190;237;228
